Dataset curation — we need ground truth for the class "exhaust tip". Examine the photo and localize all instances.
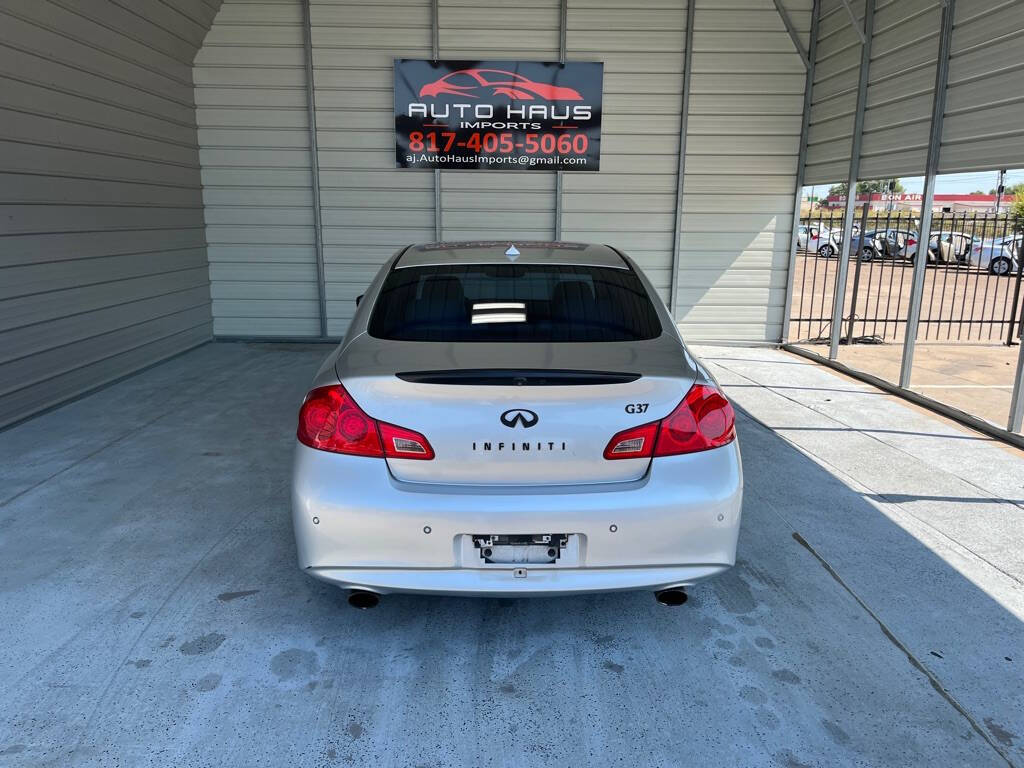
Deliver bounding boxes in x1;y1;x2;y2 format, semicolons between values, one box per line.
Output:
347;590;380;609
655;588;688;607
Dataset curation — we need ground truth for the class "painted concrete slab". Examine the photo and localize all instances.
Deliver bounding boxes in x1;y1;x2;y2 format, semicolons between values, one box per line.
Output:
0;342;1019;767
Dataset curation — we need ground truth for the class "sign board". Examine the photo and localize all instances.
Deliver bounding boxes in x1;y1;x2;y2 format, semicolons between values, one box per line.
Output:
394;60;603;171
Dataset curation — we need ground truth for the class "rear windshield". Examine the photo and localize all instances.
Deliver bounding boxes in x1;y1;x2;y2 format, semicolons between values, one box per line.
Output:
367;264;663;342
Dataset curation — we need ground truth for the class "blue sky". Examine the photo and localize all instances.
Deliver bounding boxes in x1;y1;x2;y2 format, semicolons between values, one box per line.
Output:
899;169;1024;194
807;169;1024;196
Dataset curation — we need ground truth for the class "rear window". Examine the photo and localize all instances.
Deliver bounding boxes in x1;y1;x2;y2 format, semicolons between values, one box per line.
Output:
367;264;663;342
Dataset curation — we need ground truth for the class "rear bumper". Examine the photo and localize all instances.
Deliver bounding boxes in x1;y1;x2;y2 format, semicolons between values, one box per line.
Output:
291;441;742;596
306;564;730;596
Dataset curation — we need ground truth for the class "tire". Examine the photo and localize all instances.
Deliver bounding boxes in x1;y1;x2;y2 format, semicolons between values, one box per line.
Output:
860;247;876;262
818;244;836;258
990;256;1011;276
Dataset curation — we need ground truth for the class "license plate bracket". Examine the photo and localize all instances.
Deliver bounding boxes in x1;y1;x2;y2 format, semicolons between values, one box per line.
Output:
467;533;576;566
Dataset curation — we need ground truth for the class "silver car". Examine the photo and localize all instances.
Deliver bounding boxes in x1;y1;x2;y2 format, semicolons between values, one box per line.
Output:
291;242;742;606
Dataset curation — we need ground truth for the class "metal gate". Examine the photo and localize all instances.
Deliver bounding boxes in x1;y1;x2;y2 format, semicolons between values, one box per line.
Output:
789;207;1024;345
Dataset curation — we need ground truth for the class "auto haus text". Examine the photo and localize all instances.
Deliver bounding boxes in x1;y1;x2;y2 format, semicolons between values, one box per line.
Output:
406;102;593;131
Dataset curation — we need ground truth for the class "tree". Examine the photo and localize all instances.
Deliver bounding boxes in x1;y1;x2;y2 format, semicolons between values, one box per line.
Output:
1004;182;1024;200
989;183;1023;199
827;179;906;197
971;189;985;195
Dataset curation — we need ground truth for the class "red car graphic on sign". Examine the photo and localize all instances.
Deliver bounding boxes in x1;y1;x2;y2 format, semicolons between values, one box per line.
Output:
419;69;583;101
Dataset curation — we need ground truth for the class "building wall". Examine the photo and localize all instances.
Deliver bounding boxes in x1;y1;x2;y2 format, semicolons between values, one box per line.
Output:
940;0;1024;174
804;0;864;186
194;0;320;336
196;0;811;343
804;0;1024;185
678;0;810;341
0;0;221;428
315;0;436;338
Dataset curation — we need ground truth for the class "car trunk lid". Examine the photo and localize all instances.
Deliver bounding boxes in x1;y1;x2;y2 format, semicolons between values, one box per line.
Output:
338;336;696;486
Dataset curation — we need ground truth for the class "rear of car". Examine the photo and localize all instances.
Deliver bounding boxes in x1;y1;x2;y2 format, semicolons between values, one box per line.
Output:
291;242;742;597
799;224;838;256
974;236;1020;275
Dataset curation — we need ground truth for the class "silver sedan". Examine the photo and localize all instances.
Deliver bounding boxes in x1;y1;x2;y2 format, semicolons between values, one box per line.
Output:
291;242;742;605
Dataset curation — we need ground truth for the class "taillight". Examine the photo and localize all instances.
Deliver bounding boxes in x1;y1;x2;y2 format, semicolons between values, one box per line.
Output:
654;383;735;455
603;421;658;460
907;238;917;247
297;385;433;460
378;421;435;460
603;383;735;460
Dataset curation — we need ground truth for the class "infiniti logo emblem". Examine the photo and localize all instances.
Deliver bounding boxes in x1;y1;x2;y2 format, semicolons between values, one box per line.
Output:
500;408;538;428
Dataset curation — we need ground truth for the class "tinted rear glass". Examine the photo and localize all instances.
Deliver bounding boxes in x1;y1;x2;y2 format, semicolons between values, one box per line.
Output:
368;264;662;342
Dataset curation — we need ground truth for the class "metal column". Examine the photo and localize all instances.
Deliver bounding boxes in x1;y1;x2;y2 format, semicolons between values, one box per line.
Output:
432;0;442;242
668;0;696;318
828;0;874;359
898;0;955;388
781;0;820;343
1010;334;1024;432
301;0;328;338
554;0;568;240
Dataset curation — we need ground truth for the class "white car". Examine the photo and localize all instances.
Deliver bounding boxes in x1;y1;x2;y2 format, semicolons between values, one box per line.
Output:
797;224;839;257
928;231;976;264
291;241;743;606
973;235;1020;275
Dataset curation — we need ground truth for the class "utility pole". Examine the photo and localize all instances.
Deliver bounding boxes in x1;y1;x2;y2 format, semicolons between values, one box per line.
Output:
995;169;1006;214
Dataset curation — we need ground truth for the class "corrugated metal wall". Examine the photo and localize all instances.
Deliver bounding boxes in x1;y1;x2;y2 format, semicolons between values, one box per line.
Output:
678;0;810;341
562;0;685;305
805;0;1024;185
940;0;1024;173
194;0;318;336
196;0;809;343
804;0;864;185
858;0;940;179
312;0;435;337
0;0;221;429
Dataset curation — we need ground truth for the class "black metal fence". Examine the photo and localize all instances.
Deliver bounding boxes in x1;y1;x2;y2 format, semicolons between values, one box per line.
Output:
790;206;1024;345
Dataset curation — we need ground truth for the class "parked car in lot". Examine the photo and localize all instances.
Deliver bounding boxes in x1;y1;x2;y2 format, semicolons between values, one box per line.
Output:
292;241;742;606
852;228;919;262
798;224;839;257
973;235;1021;275
929;231;977;265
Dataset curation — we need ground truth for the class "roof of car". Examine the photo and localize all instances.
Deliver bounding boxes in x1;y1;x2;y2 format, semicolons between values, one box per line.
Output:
395;241;629;270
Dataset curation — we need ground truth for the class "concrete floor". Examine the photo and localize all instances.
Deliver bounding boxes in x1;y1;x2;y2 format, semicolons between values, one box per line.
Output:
833;342;1018;429
1;342;1022;768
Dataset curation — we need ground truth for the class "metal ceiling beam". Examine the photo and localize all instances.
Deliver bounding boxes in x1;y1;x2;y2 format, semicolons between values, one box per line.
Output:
772;0;810;70
301;0;328;339
668;0;697;319
828;0;874;358
839;0;867;44
898;0;955;388
554;0;568;240
782;0;820;343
